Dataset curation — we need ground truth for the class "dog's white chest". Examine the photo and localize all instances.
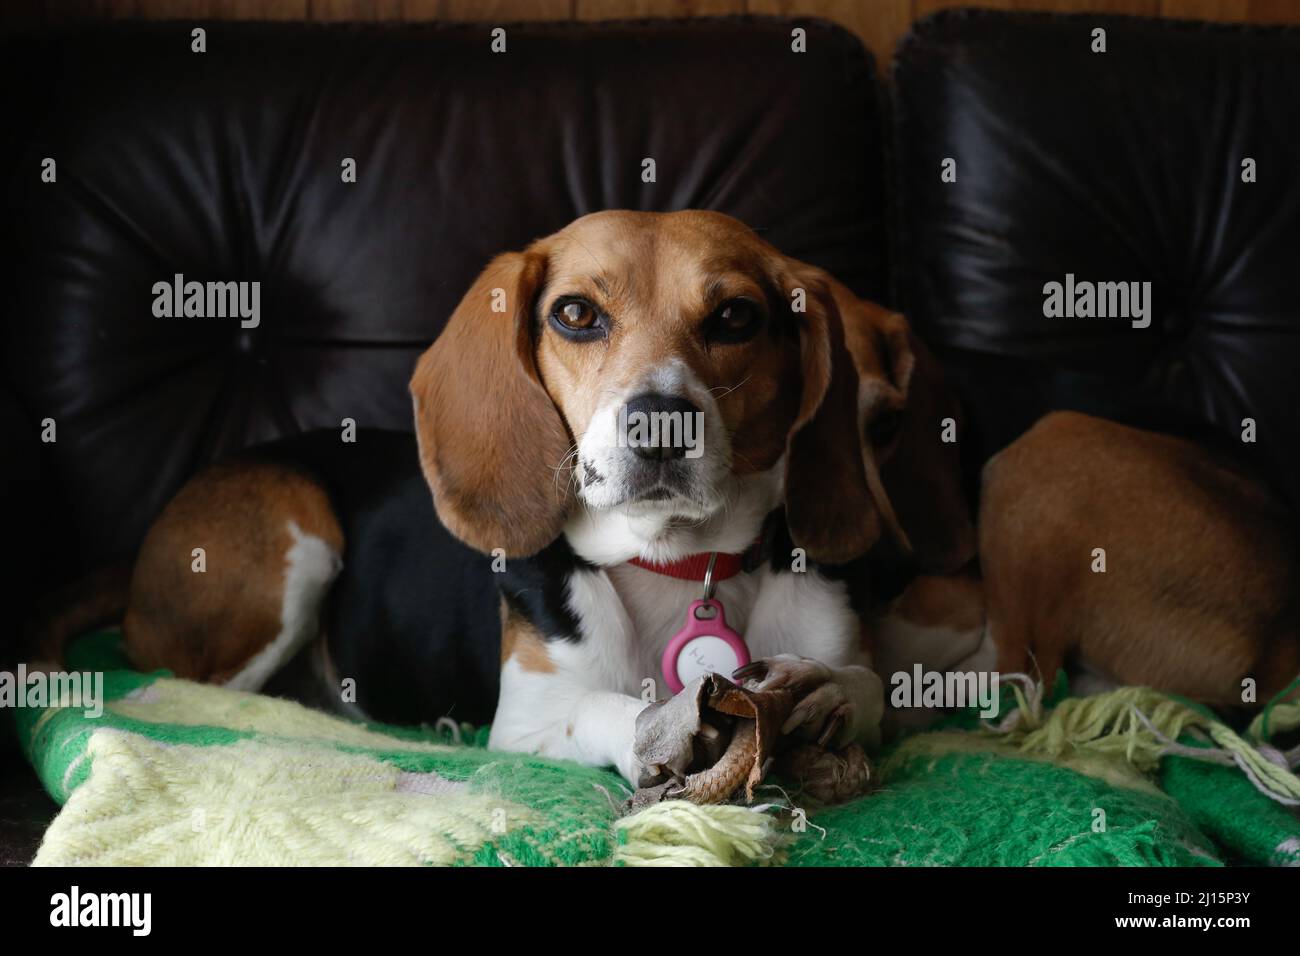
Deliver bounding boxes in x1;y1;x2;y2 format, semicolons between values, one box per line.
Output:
590;564;862;697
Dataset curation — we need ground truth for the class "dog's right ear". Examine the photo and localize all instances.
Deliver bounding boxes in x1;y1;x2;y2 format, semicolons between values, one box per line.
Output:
841;303;976;574
410;248;574;557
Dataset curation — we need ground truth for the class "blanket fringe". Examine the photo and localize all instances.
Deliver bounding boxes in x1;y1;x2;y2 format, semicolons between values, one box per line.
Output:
987;680;1300;806
614;800;782;867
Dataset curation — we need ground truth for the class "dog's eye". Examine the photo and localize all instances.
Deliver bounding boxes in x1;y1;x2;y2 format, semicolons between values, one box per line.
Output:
549;297;604;339
707;298;764;344
556;300;595;329
870;409;904;447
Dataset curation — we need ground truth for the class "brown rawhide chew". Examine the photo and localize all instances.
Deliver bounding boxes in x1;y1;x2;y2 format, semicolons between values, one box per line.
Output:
676;720;759;805
676;680;791;805
630;674;873;809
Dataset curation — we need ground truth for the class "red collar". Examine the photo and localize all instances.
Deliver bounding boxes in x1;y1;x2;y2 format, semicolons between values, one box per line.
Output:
627;543;759;582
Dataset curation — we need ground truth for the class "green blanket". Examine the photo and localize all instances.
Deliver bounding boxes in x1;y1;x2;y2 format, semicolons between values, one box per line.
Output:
12;632;1300;866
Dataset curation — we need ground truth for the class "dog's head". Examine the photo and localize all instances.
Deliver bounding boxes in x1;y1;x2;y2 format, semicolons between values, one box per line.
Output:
410;210;972;568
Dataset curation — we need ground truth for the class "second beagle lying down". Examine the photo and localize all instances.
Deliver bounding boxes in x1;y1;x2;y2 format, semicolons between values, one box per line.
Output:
119;210;973;787
877;411;1299;714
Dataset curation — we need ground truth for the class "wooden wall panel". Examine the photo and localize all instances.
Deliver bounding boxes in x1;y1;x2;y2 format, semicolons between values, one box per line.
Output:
1160;0;1248;17
387;0;440;19
441;0;570;20
576;0;744;19
12;1;1300;63
749;0;912;64
306;0;405;20
55;0;311;19
1161;0;1300;22
915;0;1159;16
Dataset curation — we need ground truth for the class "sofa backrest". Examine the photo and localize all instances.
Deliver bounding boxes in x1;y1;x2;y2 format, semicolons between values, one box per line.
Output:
892;9;1300;519
7;11;1300;604
1;18;887;588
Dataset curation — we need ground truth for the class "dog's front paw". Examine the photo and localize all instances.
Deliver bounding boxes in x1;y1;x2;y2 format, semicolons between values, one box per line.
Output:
776;741;876;804
631;676;730;788
733;655;880;751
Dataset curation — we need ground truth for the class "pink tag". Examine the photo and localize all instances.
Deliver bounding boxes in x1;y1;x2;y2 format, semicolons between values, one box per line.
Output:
661;599;751;695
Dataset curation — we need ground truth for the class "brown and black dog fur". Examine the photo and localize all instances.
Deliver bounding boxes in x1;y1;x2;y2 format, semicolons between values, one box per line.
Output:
883;411;1299;709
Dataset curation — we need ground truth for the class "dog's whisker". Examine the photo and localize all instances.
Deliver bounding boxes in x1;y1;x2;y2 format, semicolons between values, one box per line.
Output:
709;374;752;399
550;442;582;497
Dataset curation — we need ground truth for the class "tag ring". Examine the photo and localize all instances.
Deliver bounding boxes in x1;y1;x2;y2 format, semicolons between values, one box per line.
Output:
702;551;719;602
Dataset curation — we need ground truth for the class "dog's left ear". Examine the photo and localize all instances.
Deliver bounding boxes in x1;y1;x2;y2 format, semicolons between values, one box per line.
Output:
771;257;974;570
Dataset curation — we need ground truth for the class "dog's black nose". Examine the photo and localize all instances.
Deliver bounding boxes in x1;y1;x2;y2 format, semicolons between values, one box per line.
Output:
622;393;701;462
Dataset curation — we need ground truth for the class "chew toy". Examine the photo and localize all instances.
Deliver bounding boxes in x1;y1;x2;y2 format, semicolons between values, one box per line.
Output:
631;674;874;809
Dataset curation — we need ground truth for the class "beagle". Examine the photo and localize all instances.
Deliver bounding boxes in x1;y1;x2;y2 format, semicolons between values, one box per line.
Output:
62;210;973;786
876;410;1299;712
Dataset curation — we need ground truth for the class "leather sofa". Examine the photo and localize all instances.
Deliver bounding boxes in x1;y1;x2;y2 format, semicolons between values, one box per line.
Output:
2;9;1298;858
